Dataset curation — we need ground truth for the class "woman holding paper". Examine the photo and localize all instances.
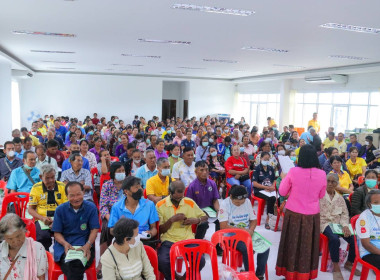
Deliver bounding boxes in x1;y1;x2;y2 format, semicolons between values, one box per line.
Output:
0;213;47;280
252;151;277;230
319;173;359;280
276;144;326;280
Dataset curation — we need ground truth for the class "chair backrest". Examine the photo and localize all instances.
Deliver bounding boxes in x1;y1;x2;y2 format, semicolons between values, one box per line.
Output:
22;218;36;240
0;180;8;196
170;239;219;280
350;215;361;259
110;156;119;162
357;176;365;186
211;228;255;272
1;192;30;218
46;251;55;280
144;245;159;279
143;188;147;199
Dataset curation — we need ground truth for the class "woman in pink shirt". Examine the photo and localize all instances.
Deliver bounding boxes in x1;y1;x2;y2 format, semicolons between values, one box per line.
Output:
276;144;326;280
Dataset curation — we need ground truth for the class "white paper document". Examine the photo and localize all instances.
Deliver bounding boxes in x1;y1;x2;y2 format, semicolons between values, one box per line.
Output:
259;190;276;197
278;155;295;174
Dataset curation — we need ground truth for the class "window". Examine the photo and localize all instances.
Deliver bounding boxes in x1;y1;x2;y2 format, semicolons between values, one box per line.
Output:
238;93;280;129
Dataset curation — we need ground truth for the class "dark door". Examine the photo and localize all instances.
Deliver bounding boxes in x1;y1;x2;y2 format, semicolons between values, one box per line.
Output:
183;100;188;119
162;99;176;120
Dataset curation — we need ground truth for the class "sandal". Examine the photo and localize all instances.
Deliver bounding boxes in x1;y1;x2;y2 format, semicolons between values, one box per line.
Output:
265;223;270;230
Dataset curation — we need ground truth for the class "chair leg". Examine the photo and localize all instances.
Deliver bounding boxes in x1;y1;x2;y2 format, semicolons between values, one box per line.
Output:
265;264;269;280
348;259;358;280
176;258;183;273
360;266;370;280
274;210;281;232
320;237;328;272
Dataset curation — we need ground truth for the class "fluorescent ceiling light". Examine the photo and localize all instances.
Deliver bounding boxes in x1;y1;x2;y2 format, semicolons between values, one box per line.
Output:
112;64;144;67
138;39;191;45
242;46;289;53
178;66;206;70
31;50;75;54
122;54;161;58
49;67;76;70
42;61;76;63
13;30;76;37
161;72;185;74
273;64;306;69
329;55;369;60
172;4;254;16
203;59;238;63
320;23;380;34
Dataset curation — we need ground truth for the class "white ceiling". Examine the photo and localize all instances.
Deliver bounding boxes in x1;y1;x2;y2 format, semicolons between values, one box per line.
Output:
1;0;380;79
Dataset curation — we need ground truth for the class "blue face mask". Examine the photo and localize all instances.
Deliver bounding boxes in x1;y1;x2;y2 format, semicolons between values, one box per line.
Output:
24;164;32;170
371;204;380;214
365;179;377;189
146;139;151;144
161;169;171;177
240;147;245;153
261;160;270;166
202;142;209;147
211;151;217;157
290;156;297;162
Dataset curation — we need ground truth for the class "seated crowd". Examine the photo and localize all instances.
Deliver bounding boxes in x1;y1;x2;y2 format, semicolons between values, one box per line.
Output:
0;112;379;280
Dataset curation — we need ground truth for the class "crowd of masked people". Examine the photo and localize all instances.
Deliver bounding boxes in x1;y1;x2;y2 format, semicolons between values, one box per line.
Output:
0;112;379;280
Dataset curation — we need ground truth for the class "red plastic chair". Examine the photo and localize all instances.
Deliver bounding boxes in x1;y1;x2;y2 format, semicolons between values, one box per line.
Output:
348;192;353;203
0;180;8;196
144;245;160;279
110;156;119;162
357;176;365;186
0;192;30;218
349;215;380;280
170;239;219;280
90;167;99;186
47;251;97;280
320;231;351;272
22;218;37;240
250;171;265;226
211;229;269;279
143;188;148;199
226;182;232;197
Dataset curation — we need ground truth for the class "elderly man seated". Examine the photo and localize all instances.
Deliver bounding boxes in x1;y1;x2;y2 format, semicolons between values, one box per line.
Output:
0;213;48;279
61;153;93;201
7;151;41;193
52;181;99;280
35;144;59;179
0;141;23;182
320;173;359;280
28;164;67;250
146;157;173;204
156;181;207;280
135;150;157;189
61;143;90;172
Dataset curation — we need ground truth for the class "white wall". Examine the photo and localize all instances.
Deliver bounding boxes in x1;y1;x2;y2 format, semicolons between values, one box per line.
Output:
18;73;234;126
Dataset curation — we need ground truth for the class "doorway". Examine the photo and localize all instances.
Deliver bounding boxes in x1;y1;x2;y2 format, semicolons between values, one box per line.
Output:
162;99;177;121
183;100;188;119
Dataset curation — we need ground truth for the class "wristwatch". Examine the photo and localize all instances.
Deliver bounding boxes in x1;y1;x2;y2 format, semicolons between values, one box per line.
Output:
86;241;92;246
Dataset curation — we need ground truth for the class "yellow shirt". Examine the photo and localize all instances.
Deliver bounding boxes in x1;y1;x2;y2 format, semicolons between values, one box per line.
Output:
146;174;173;197
29;181;67;218
308;119;320;133
346;157;367;179
38;127;47;137
330;170;352;190
295;147;300;157
323;138;339;149
269;119;276;127
337;141;347;155
21;135;40;147
156;196;204;243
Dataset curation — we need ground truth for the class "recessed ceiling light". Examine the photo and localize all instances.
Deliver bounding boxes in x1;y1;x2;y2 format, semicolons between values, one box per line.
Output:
48;67;76;70
31;50;75;54
161;72;185;74
42;61;76;63
203;58;238;63
121;54;161;59
13;30;76;37
178;66;206;70
172;4;254;16
328;55;369;60
241;46;289;53
137;39;191;45
273;64;306;69
320;23;380;34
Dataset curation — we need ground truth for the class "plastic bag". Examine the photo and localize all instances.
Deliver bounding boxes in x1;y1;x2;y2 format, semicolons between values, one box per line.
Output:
326;248;348;272
218;263;240;280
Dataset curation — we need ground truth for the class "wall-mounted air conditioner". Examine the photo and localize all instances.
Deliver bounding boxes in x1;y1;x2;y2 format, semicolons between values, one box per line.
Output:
304;74;348;84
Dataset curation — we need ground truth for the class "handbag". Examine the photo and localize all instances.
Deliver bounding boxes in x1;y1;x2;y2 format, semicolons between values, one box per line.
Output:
4;256;20;280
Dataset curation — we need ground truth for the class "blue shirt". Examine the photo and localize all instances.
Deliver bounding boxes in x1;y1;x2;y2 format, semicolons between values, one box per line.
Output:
7;166;41;193
55;126;67;139
52;200;99;262
195;146;210;162
300;132;313;144
15;150;24;159
119;152;129;164
61;157;90;172
318;153;328;167
181;139;196;149
108;197;159;233
347;142;363;157
135;164;158;189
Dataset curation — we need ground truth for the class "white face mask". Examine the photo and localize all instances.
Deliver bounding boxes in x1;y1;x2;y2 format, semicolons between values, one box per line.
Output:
265;138;272;143
133;159;141;164
129;235;141;248
7;151;15;158
261;160;270;166
114;173;126;181
365;141;369;145
284;144;291;150
278;150;286;156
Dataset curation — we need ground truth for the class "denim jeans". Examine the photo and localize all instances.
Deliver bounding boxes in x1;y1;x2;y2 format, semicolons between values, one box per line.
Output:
227;177;252;196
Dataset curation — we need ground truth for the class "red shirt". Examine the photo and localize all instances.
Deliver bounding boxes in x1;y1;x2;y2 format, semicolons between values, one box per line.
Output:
92;118;100;125
224;156;248;178
47;150;65;168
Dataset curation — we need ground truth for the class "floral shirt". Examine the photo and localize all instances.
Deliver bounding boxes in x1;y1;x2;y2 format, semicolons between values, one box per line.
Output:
99;179;124;219
254;152;278;169
82;151;97;169
0;238;47;279
319;191;350;232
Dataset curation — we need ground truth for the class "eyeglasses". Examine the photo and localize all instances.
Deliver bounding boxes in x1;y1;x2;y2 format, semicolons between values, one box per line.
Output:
233;194;248;200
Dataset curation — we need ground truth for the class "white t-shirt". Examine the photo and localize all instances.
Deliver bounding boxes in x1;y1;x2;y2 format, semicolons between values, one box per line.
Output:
219;197;257;229
131;162;139;176
356;209;380;258
171;161;196;187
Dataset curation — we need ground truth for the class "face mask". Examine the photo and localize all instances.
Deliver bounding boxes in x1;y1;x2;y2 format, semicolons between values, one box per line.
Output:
290;156;297;162
115;173;126;181
285;144;291;150
7;151;15;157
161;169;170;176
224;129;230;133
371;204;380;214
115;119;119;123
240;147;245;153
202;142;209;147
261;160;270;166
209;139;214;143
365;179;377;188
24;164;32;170
278;150;286;156
365;141;369;145
133;159;141;164
88;131;94;135
131;189;143;201
211;151;217;157
171;154;179;158
265;138;272;143
146;139;151;144
118;137;121;142
128;235;141;248
167;130;171;134
32;132;37;136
